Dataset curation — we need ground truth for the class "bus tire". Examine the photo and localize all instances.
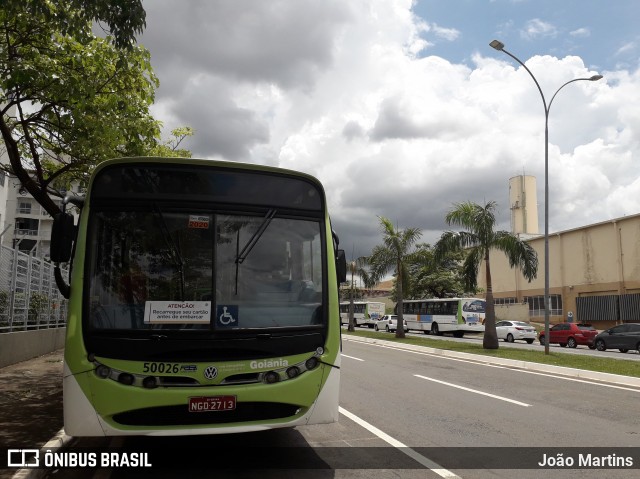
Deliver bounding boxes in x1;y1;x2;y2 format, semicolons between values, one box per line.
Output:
431;323;441;336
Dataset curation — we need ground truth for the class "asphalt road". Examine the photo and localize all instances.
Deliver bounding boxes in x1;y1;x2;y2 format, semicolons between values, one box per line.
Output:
19;337;640;479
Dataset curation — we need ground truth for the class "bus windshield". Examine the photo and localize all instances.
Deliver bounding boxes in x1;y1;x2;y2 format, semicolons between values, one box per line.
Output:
87;209;324;332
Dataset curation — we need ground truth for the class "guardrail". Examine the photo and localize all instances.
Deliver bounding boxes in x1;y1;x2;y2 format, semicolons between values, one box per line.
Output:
0;244;68;333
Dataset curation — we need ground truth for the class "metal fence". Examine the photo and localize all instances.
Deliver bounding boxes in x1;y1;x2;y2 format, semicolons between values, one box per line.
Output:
0;244;68;332
577;293;640;323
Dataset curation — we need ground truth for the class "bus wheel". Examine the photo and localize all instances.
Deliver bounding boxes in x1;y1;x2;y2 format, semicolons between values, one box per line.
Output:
431;323;441;335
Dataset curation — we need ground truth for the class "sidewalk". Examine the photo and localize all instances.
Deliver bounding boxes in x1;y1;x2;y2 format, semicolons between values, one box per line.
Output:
0;349;65;466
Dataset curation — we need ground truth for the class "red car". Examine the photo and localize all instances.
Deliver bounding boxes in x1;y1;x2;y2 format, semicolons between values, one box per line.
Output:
538;323;598;349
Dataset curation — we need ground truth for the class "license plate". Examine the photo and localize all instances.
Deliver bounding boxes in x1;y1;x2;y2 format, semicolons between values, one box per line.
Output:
188;395;236;412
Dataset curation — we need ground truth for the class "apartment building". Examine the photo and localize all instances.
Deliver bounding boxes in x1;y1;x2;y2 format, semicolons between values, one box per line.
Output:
0;177;67;258
0;144;73;259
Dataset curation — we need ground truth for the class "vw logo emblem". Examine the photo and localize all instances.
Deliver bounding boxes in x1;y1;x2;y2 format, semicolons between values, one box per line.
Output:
204;366;218;380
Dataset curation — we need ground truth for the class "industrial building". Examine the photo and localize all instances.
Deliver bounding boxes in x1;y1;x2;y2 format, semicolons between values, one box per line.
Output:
478;175;640;328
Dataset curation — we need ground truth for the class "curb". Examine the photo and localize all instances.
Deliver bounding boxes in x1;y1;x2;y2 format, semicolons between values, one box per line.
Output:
12;429;73;479
343;335;640;388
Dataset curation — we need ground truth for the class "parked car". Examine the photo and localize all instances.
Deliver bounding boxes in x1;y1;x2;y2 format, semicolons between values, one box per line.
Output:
593;323;640;353
374;315;408;333
538;323;598;348
495;320;537;344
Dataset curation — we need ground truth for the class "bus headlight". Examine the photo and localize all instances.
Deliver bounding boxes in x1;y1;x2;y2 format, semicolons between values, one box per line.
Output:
286;366;301;379
95;365;111;379
142;377;158;389
118;373;135;386
263;371;280;384
305;357;319;370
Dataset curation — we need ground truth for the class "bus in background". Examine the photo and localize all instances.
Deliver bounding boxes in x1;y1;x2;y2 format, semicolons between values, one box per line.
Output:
398;298;486;337
50;157;347;436
339;301;385;327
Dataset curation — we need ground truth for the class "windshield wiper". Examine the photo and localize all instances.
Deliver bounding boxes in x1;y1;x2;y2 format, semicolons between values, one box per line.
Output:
234;209;276;295
235;209;276;264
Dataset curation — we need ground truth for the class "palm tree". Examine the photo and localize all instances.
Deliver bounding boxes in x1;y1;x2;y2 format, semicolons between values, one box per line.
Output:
346;256;374;331
367;217;422;338
434;201;538;349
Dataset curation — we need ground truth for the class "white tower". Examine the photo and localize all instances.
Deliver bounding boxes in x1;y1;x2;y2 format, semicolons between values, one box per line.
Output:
509;175;539;236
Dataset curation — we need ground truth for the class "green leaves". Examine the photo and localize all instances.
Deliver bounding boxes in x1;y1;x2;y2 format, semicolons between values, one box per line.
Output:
2;0;146;50
368;216;423;283
0;1;163;216
435;200;539;350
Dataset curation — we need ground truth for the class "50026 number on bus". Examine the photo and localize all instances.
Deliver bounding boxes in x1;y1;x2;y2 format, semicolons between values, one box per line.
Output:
142;362;181;374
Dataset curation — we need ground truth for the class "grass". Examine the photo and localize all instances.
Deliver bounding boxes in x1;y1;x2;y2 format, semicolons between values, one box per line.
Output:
343;329;640;379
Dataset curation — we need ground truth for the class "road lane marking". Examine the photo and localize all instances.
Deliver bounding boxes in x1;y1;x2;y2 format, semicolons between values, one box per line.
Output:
341;354;364;361
414;375;531;407
490;367;640;393
339;407;461;478
345;337;640;392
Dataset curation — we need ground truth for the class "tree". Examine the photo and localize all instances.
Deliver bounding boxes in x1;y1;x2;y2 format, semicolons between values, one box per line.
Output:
434;201;538;349
367;217;422;338
0;1;160;217
404;243;469;299
344;256;375;331
2;0;146;49
149;127;195;158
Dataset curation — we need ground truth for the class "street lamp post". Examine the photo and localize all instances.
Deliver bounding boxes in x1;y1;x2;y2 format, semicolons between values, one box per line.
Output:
489;39;602;355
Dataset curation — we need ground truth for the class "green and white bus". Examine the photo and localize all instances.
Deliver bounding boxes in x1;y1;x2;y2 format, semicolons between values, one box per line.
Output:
397;298;486;337
51;157;347;436
339;301;386;327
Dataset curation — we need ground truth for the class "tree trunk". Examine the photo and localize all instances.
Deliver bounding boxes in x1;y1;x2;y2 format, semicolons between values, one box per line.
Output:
483;252;499;349
0;118;62;217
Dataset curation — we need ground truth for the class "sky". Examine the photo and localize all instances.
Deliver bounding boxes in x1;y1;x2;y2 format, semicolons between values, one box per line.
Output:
138;0;640;260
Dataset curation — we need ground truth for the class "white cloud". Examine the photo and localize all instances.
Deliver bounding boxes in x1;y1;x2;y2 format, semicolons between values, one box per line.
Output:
616;41;636;56
430;24;461;42
569;28;590;38
520;18;558;40
140;0;640;255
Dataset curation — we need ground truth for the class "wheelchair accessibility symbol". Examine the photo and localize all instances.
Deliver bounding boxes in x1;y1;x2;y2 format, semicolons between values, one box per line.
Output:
216;305;238;328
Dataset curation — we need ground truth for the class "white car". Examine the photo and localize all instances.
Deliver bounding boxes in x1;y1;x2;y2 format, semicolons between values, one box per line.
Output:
374;314;408;333
495;320;537;344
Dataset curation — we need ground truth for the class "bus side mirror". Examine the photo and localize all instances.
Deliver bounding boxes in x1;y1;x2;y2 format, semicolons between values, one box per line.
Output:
50;212;76;263
336;249;347;284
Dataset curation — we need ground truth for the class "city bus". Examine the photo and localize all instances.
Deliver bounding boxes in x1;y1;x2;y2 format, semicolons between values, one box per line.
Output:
397;298;486;337
50;157;347;436
339;301;385;327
